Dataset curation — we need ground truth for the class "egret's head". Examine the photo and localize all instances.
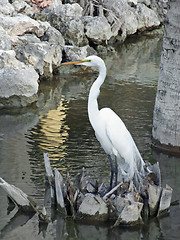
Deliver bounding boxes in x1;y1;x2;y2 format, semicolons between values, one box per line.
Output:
61;55;105;69
78;55;104;67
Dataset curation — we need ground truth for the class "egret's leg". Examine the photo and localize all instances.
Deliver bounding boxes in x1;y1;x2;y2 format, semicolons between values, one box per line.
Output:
108;155;114;190
114;156;118;186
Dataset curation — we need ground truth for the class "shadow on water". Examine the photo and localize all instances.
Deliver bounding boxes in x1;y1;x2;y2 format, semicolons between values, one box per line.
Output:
0;32;180;239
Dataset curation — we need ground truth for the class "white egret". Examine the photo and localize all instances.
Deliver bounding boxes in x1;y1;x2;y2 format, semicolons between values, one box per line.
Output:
61;55;145;189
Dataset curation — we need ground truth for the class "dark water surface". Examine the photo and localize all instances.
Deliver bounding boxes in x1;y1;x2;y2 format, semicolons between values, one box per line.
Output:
0;33;180;240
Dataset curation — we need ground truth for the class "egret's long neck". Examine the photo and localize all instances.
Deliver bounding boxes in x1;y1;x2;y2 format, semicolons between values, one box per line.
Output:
88;64;107;125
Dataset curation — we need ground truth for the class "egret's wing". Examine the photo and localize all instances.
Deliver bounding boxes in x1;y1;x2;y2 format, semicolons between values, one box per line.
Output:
100;108;144;171
101;109;133;156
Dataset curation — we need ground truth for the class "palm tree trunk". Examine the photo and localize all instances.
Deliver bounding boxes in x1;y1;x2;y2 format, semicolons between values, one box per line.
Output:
152;0;180;154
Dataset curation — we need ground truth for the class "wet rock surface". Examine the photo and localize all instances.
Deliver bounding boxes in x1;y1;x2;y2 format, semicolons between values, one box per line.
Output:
77;193;108;221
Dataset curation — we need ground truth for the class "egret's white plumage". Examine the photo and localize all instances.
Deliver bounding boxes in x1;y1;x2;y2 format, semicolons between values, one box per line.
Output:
61;55;145;189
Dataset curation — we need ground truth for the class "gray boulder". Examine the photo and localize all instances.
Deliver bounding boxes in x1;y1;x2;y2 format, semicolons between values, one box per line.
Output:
64;18;86;46
77;193;108;221
0;26;11;50
103;0;160;40
135;3;160;31
0;2;66;107
112;195;143;226
44;2;81;17
148;183;162;216
82;16;112;44
117;201;143;225
149;0;169;22
0;0;15;16
63;45;96;61
0;14;45;37
158;185;173;216
40;3;87;46
0;14;64;77
0;50;39;108
12;0;41;17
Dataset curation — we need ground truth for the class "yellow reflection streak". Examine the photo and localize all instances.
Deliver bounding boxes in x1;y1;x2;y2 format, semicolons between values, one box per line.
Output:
31;97;70;173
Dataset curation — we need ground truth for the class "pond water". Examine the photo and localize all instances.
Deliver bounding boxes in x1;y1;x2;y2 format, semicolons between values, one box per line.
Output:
0;33;180;240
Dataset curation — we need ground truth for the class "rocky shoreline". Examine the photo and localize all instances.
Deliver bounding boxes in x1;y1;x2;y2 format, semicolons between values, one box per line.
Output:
0;0;168;108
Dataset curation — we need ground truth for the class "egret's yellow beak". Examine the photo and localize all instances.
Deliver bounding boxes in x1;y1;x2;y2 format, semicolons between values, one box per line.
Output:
60;60;83;65
60;59;90;65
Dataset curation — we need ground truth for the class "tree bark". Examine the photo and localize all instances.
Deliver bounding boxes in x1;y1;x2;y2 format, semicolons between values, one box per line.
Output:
152;0;180;154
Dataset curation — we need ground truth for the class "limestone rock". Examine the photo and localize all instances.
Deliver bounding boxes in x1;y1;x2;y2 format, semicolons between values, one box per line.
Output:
122;9;138;37
63;18;86;46
103;0;130;18
0;14;64;77
148;183;162;216
118;202;143;225
83;16;112;44
113;196;130;217
42;2;82;17
0;0;15;16
113;195;143;226
103;0;137;41
0;177;33;211
12;0;38;17
0;50;39;108
158;185;173;215
40;3;87;46
136;3;160;31
103;0;161;40
0;26;11;50
138;0;151;6
149;0;168;22
127;0;137;6
0;14;44;37
77;193;108;221
15;39;63;76
98;183;108;197
63;45;96;61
